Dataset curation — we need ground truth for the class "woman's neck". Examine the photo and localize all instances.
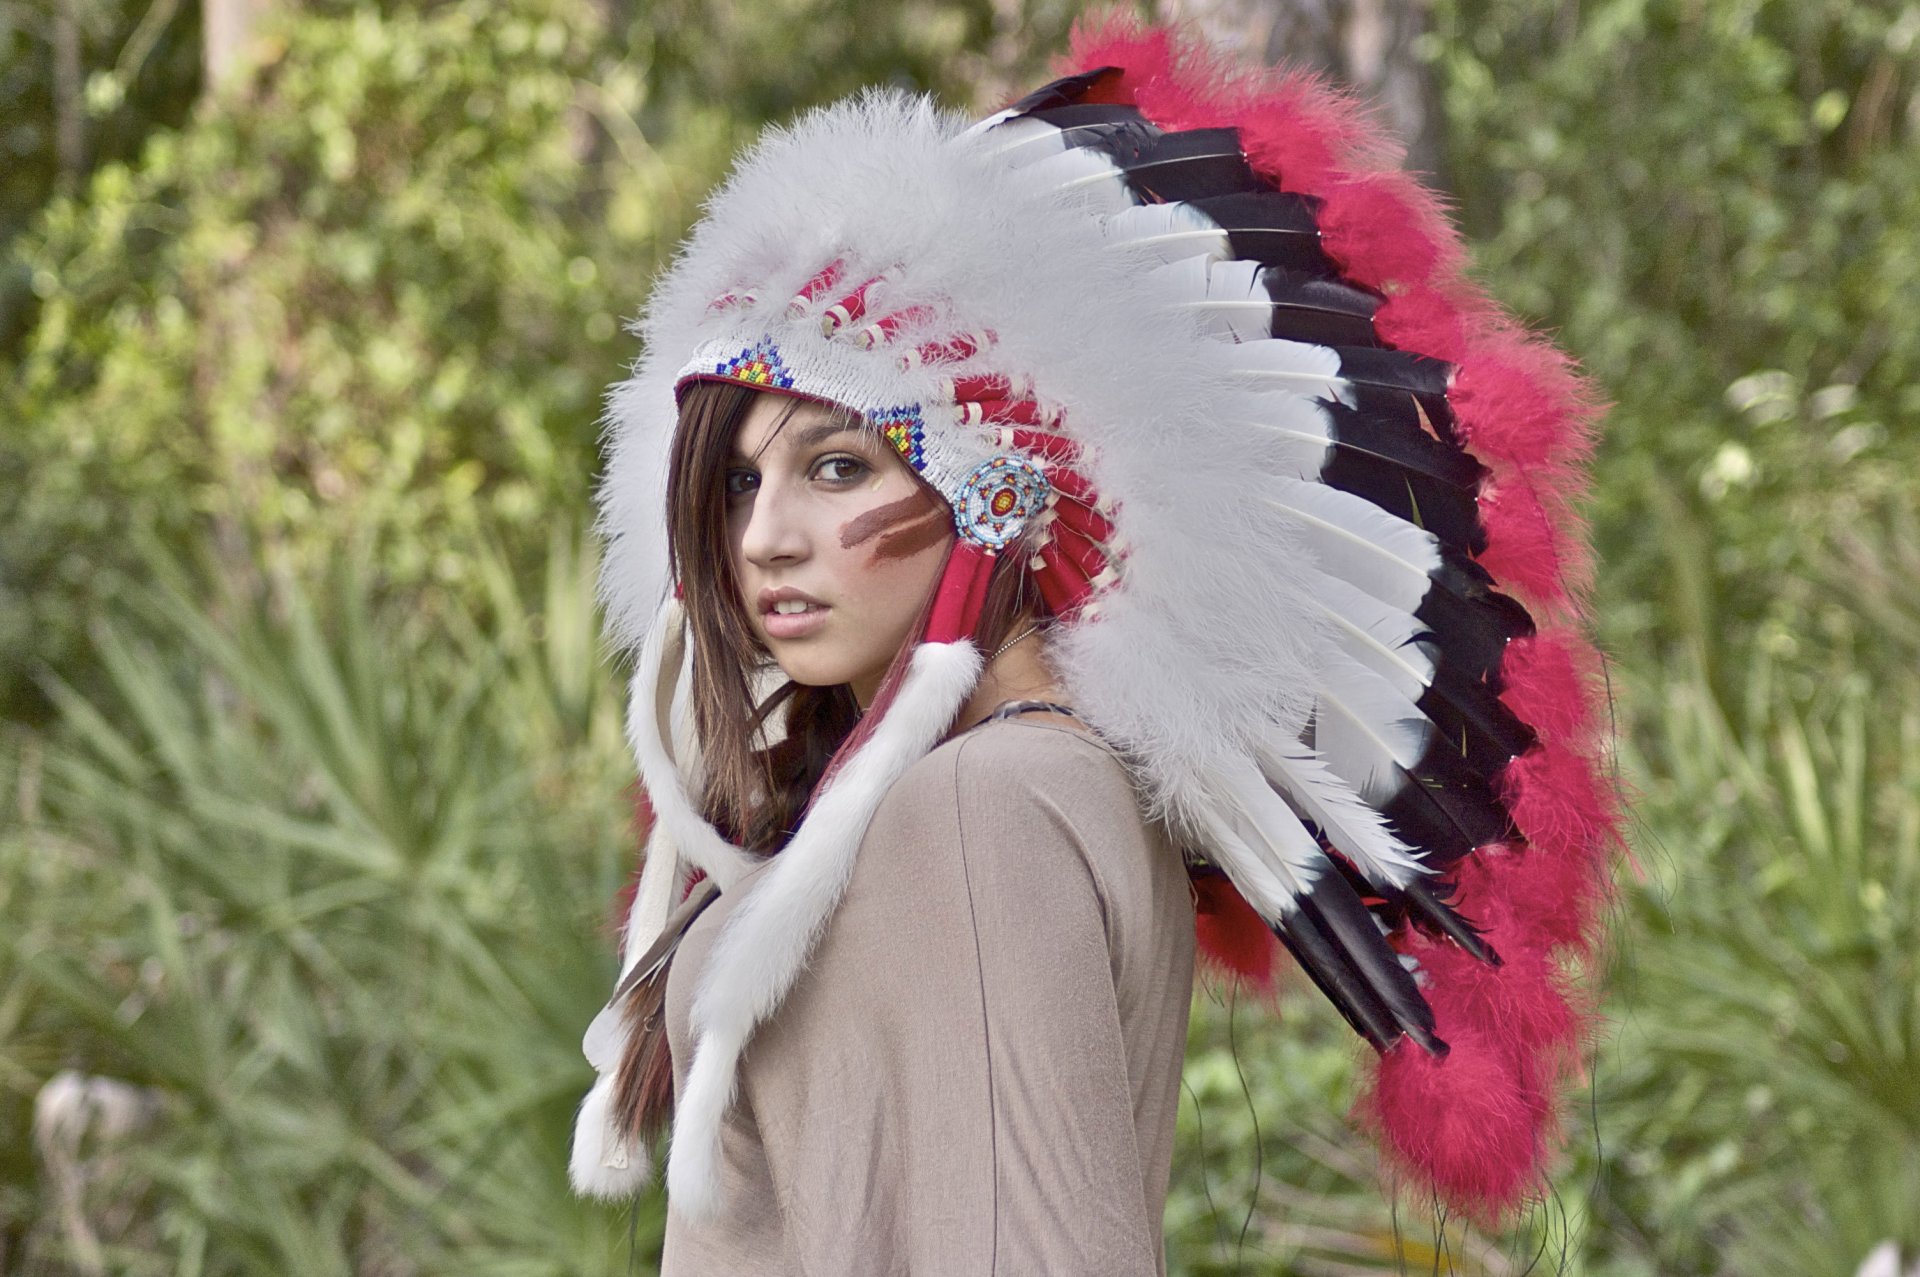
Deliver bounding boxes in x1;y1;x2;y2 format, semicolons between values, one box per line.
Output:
952;627;1067;735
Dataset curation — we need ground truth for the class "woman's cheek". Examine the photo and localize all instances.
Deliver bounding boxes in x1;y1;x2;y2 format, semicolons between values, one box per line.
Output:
840;527;950;637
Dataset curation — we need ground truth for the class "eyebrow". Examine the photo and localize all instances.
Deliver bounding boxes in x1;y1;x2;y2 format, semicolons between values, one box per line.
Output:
792;420;863;449
732;416;864;462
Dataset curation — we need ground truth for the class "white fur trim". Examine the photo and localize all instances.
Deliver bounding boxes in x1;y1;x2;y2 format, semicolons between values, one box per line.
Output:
665;641;982;1217
569;1073;652;1199
625;597;757;891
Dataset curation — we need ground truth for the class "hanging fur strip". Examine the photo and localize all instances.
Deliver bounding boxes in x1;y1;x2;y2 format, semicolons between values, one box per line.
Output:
668;640;983;1217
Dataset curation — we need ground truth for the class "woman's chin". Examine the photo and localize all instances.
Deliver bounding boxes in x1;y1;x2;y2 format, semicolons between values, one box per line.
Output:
767;644;895;697
766;646;857;691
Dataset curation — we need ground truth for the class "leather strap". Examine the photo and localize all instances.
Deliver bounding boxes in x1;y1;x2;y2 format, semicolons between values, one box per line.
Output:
967;699;1081;732
607;876;722;1007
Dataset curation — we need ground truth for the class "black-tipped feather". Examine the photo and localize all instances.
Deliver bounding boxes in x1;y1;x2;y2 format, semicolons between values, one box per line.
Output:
1334;347;1455;425
1304;875;1445;1051
1317;398;1487;555
1398;877;1502;965
1113;129;1260;202
1346;381;1466;450
1261;270;1381;347
1314;852;1500;966
1416;557;1535;683
1274;904;1402;1052
1004;67;1121;115
1419;665;1538;778
1188;191;1338;276
1026;117;1165;163
1371;770;1487;872
1272;877;1448;1056
1374;751;1514;874
1271;921;1395;1047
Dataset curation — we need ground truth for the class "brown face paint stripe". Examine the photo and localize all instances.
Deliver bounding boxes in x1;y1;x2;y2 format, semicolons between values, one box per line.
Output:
839;488;943;550
872;508;952;560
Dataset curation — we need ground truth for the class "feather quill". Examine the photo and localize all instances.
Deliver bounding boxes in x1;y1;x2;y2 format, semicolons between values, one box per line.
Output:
1101;202;1231;265
1314;653;1434;801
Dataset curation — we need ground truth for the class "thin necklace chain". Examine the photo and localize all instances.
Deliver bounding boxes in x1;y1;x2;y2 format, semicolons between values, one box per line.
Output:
986;624;1040;664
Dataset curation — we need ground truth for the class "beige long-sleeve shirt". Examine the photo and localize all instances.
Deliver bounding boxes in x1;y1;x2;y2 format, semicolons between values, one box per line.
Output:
661;716;1197;1276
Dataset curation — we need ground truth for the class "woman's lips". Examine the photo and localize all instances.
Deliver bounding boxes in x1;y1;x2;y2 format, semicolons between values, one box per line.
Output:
763;602;829;640
758;587;829;640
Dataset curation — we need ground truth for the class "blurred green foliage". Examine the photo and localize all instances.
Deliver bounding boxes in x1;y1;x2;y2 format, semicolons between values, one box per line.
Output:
2;0;702;725
1435;0;1920;679
4;0;1918;1271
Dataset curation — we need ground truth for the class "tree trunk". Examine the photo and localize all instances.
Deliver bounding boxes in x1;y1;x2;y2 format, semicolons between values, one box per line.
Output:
53;1;86;188
1155;0;1447;188
201;0;274;95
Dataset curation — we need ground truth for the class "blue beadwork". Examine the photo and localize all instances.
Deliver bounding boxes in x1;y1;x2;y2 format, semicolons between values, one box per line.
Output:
955;455;1050;548
713;336;796;389
870;405;927;470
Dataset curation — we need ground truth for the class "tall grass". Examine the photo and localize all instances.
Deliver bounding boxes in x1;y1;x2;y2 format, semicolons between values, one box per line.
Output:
1582;661;1920;1272
1;537;656;1275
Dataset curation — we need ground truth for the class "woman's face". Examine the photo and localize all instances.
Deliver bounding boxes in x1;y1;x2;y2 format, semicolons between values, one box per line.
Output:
726;393;953;704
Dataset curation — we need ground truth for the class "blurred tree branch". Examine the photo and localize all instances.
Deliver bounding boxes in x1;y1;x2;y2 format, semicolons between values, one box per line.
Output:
200;0;272;95
1157;0;1446;185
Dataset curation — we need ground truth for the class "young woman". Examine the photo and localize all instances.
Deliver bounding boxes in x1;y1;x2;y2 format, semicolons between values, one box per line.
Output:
650;380;1194;1271
570;21;1617;1272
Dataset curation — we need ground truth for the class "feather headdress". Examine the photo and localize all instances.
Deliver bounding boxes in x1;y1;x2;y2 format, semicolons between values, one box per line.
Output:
576;20;1617;1225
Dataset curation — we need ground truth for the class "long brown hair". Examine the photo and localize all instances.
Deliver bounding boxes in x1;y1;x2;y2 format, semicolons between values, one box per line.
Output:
612;379;1045;1143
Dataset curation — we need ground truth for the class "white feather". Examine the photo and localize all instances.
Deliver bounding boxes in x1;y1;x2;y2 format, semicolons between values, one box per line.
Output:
979;115;1068;164
1309;571;1438;701
1188;761;1328;919
1148;256;1275;343
579;823;684;1076
1226;335;1350;397
1314;654;1434;804
568;1073;650;1200
1256;737;1426;887
958;104;1018;140
1012;144;1139;214
1102;202;1231;265
1263;477;1442;614
623;599;757;890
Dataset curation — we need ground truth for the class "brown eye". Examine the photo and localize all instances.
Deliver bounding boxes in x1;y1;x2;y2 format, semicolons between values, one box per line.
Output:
814;455;868;484
725;469;759;497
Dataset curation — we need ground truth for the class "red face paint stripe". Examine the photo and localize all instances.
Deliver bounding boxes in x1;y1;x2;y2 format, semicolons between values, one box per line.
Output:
839;490;942;550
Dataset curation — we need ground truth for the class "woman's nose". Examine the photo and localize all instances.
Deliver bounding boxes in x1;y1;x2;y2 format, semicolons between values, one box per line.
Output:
738;482;810;567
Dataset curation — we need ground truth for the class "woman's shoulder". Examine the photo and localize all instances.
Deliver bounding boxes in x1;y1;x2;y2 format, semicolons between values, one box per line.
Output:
944;714;1132;786
879;716;1153;848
